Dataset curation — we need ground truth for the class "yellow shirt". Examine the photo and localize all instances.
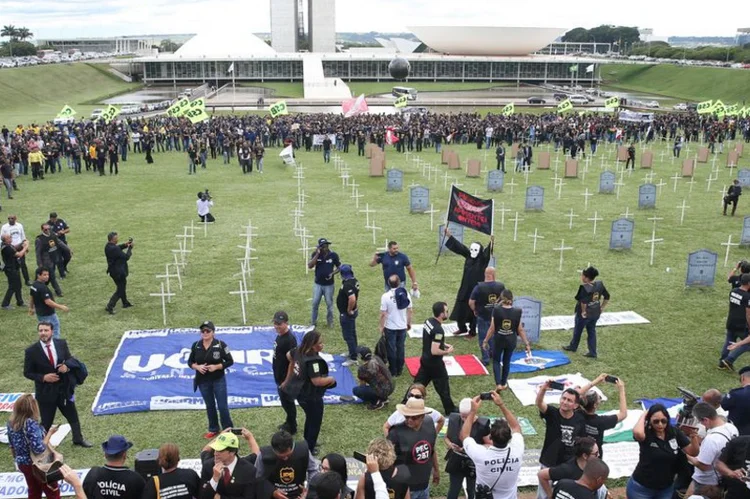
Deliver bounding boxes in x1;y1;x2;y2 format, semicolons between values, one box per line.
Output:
28;151;44;164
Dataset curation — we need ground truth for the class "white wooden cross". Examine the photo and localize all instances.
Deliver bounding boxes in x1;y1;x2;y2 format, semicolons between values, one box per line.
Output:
168;262;182;290
686;177;697;193
677;199;690;225
706;174;717;192
431;166;441;184
588;211;604;238
359;203;375;228
722;235;740;267
581;188;594;211
565;209;579;230
728;163;736;178
150;282;175;327
155;264;176;302
659;148;666;163
233;260;254;303
528;228;544;254
555;179;566;200
340;170;350;187
511;212;524;242
719;186;728;209
644;226;663;266
451;178;463;189
171;240;191;268
367;219;382;245
599;154;606;170
614;180;625;200
553;239;574;271
198;220;214;237
350;181;360;195
655;178;667;196
229;280;254;325
298;238;312;275
523;168;531;186
553;155;561;172
671;173;682;193
642;171;656;184
496;202;512;231
181;223;196;249
443;172;451;190
425;204;440;231
620;207;633;219
647;215;664;232
351;188;364;209
506;178;518;195
175;230;194;251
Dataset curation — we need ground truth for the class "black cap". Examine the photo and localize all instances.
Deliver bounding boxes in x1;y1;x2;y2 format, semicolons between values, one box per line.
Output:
49;212;57;218
273;311;289;324
739;366;750;376
356;346;372;360
318;238;331;247
200;321;215;331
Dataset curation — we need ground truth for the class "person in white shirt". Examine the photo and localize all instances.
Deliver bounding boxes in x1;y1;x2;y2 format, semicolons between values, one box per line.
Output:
686;402;739;498
1;214;31;285
379;275;413;377
196;191;215;223
461;392;524;499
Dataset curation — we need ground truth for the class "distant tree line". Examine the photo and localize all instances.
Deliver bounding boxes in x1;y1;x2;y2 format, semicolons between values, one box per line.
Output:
0;25;36;57
562;25;641;49
629;41;750;63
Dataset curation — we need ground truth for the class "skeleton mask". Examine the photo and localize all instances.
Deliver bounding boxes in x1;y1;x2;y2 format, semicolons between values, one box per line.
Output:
469;243;481;259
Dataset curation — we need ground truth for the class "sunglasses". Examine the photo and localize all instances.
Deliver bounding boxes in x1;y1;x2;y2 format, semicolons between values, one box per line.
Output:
405;415;423;420
201;329;213;334
650;419;668;425
408;393;423;399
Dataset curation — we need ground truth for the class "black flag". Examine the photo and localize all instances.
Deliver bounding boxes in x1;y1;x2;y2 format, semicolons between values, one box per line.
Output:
447;185;494;236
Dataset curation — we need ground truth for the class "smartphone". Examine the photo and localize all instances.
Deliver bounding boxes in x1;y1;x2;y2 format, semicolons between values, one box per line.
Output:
549;381;565;391
353;451;367;463
479;392;494;401
231;428;243;435
604;375;619;384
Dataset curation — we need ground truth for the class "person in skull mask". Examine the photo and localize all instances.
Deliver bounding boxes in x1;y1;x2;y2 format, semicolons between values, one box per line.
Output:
443;226;494;337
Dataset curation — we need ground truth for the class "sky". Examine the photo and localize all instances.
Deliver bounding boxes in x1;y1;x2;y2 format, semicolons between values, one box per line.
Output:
1;0;745;40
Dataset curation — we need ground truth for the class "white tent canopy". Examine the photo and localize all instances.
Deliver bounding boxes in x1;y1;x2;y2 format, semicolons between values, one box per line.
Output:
175;31;276;58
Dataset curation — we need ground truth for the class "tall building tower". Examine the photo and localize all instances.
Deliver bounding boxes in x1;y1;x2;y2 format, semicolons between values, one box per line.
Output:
270;0;299;53
308;0;336;53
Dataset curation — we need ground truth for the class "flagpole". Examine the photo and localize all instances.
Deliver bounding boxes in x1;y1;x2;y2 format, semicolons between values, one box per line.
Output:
435;186;453;266
231;62;236;109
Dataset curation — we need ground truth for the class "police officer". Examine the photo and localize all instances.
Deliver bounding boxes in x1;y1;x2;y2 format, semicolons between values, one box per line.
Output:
308;238;340;328
336;264;360;367
47;213;70;277
469;267;506;365
483;289;532;391
1;233;27;309
256;430;319;499
272;311;298;435
719;273;750;371
722;366;750;435
34;224;65;297
495;143;505;172
563;266;610;359
724;179;742;216
104;232;133;315
281;330;336;456
413;302;457;416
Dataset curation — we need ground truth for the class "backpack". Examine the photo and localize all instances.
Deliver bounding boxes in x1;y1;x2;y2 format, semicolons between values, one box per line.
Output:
394;287;410;310
374;336;389;366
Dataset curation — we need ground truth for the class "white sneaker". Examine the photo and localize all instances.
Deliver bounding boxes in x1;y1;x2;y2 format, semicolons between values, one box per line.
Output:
342;359;357;367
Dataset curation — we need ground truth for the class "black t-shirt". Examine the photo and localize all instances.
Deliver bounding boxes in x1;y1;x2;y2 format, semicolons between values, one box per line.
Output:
421;317;445;365
718;435;750;499
470;281;506;320
574;281;609;318
631;429;690;490
273;331;297;385
548;458;583;482
551;479;596;499
142;468;200;499
83;465;146;499
539;407;586;467
729;275;742;288
30;280;54;316
364;466;411;499
726;287;750;333
336;278;359;315
388;422;437;490
1;244;19;271
581;412;619;459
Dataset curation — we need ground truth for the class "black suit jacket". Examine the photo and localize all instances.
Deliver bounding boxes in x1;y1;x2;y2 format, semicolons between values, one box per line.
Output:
200;454;259;499
105;242;131;278
24;339;72;403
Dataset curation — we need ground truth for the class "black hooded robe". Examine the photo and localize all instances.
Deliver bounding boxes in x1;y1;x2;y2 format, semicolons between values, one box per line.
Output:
444;235;493;334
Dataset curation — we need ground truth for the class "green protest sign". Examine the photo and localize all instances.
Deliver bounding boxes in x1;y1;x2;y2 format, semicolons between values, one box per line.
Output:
557;99;573;113
394;95;408;108
269;101;289;118
102;105;121;124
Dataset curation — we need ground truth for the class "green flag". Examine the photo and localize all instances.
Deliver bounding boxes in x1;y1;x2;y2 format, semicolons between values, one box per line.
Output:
712;100;725;115
557;99;573;113
57;105;77;118
269;101;289;118
167;97;190;118
394;95;408;108
189;97;206;111
184;106;209;124
102;105;121;124
501;103;514;116
696;100;713;114
569;65;578;73
604;96;620;109
725;104;738;116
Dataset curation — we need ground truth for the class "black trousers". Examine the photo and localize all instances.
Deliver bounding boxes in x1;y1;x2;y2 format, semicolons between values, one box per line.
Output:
199;213;215;223
45;262;62;295
2;269;23;306
18;255;30;284
414;364;456;415
107;274;128;309
278;386;297;431
298;395;324;450
40;397;84;442
724;197;738;215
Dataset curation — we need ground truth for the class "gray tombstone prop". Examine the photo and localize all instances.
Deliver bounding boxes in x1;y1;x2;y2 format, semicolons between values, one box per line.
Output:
525;186;544;211
609;218;635;250
599;171;615;194
438;223;464;255
514;296;542;344
741;216;750;246
638;183;657;209
738;169;750;188
487;170;505;192
686;249;718;287
387;169;403;192
410;186;429;213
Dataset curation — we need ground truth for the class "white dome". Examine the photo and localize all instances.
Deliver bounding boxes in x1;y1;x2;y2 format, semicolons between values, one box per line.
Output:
408;26;567;56
175;31;276;58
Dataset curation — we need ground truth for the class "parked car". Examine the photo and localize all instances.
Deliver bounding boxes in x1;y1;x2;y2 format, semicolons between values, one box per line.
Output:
553;93;568;101
527;96;546;104
673;103;688;111
643;100;660;109
569;95;589;105
90;108;104;119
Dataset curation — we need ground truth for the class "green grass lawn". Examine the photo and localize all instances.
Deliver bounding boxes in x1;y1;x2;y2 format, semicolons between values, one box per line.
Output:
0;63;140;125
0;128;745;494
238;82;305;98
602;63;750;103
348;82;514;97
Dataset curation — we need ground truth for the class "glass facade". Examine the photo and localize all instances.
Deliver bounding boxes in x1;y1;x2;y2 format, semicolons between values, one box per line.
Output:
143;59;596;84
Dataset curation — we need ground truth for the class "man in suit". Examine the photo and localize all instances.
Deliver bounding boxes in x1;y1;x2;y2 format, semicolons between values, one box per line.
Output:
104;231;133;315
200;432;259;499
23;321;91;447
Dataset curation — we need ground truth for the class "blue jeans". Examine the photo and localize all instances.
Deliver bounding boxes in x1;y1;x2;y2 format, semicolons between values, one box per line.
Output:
197;376;233;433
340;312;358;360
188;159;196;174
411;488;429;499
476;316;492;364
311;284;334;326
36;313;60;338
626;477;673;499
720;330;750;364
384;328;406;376
569;314;597;357
323;150;330;163
353;385;380;404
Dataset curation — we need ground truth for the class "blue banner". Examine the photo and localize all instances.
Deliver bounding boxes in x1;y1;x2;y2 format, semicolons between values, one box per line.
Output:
637;397;683;425
509;350;571;373
92;327;359;415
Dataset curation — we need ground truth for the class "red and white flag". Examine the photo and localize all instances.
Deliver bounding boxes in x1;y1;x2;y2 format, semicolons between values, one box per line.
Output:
385;127;399;145
406;354;488;377
342;94;369;118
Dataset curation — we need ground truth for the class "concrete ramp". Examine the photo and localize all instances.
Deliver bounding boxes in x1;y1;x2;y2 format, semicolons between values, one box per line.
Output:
302;54;351;100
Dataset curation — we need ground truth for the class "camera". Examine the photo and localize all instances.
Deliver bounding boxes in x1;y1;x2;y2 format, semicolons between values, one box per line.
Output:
128;237;133;243
604;375;619;384
676;387;700;429
479;392;494;401
231;428;243;435
204;189;211;201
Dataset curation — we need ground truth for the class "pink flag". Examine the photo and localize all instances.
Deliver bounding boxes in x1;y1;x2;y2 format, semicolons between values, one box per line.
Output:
342;94;369;118
385;126;399;145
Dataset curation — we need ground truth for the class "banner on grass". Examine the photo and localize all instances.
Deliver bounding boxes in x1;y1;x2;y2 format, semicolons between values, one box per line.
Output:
507;373;606;406
405;355;488;377
91;327;358;415
603;409;643;443
0;393;23;412
447;185;494;236
540;310;650;331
